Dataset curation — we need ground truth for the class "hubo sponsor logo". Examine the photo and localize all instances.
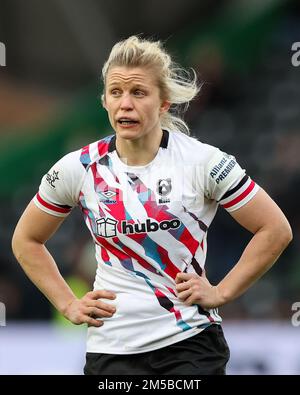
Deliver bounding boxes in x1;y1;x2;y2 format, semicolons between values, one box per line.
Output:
0;302;6;326
291;42;300;67
291;302;300;327
0;42;6;66
96;218;181;238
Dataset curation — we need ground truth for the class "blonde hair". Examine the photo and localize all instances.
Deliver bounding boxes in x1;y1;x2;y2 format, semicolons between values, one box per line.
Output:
102;35;200;135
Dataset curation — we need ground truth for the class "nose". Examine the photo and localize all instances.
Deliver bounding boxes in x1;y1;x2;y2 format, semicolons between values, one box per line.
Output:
120;93;134;111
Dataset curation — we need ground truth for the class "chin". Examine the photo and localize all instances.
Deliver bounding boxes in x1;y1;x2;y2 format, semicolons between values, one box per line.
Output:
117;127;143;140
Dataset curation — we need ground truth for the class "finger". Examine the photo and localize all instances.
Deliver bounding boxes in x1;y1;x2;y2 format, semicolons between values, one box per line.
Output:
201;268;206;278
183;295;197;306
88;290;116;300
175;272;199;284
177;289;192;301
175;273;191;283
86;306;114;318
90;300;116;313
175;281;190;292
86;317;104;327
74;314;104;327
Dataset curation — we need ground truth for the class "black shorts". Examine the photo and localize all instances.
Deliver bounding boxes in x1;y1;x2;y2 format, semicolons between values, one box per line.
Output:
84;324;230;375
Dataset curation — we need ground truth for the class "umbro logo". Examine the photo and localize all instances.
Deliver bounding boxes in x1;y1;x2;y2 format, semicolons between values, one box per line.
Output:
100;190;116;199
99;190;117;204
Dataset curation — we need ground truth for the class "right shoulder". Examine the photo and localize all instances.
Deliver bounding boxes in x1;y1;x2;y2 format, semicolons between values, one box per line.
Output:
78;134;115;169
54;133;115;173
34;135;115;216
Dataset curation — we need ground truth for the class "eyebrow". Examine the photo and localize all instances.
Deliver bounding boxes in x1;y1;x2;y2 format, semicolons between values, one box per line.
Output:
107;83;150;90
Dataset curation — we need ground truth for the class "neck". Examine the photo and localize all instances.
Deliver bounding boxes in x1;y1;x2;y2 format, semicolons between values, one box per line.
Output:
116;129;163;166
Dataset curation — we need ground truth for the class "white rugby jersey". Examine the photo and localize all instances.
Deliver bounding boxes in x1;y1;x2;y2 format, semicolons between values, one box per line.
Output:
33;130;259;354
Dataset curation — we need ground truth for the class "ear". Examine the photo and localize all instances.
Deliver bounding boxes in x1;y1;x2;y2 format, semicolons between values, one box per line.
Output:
160;100;171;114
101;94;107;110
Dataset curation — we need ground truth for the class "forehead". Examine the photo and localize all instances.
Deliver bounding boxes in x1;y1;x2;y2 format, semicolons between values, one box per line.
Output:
106;66;157;87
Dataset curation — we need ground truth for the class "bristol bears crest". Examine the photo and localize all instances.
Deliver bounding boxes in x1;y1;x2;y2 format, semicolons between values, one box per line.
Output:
157;178;172;203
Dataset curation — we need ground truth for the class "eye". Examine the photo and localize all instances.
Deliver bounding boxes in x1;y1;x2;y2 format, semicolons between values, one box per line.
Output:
134;90;146;97
110;89;122;97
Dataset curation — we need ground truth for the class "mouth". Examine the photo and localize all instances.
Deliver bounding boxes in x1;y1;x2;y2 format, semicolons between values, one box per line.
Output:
117;117;139;126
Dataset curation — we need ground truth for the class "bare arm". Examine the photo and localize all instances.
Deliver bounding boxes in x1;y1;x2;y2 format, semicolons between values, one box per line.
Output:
175;188;293;308
12;201;116;326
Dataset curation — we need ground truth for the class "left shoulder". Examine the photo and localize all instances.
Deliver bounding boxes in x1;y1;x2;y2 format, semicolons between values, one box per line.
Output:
168;131;219;165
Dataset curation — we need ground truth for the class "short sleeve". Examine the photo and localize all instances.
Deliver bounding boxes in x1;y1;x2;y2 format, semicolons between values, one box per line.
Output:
33;150;85;217
205;149;260;212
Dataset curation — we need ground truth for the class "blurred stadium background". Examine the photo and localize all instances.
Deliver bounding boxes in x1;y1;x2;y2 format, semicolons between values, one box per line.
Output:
1;0;300;374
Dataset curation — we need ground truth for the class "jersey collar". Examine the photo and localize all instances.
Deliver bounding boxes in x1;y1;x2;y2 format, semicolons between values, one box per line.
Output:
108;129;169;153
